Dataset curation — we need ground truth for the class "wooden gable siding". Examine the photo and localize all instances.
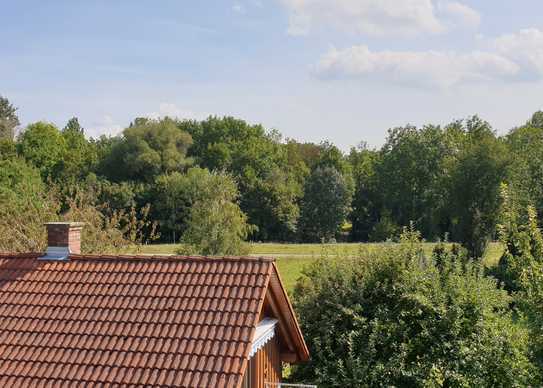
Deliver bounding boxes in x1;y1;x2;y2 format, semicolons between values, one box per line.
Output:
242;335;281;388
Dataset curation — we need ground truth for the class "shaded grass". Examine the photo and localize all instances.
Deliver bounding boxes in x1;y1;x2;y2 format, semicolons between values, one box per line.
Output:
136;242;504;292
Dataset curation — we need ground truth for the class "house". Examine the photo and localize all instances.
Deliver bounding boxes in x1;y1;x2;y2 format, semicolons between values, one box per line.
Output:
0;222;310;387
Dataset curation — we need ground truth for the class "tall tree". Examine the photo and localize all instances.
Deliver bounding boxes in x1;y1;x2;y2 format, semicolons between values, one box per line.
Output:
447;116;509;258
349;144;380;241
506;116;543;220
104;117;193;182
153;171;194;243
527;110;543;129
18;122;67;179
299;166;351;242
182;116;303;241
178;168;254;255
375;125;449;239
60;117;97;181
0;95;20;140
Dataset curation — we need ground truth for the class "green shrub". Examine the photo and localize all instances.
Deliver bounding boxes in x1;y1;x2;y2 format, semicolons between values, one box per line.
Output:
496;184;543;292
496;184;543;373
291;232;538;387
177;168;254;256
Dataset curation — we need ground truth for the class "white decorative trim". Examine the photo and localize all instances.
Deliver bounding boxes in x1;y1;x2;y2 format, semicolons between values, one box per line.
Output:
249;318;278;358
38;246;70;261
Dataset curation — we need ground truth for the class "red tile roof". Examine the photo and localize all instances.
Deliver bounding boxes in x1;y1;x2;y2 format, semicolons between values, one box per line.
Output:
0;253;280;387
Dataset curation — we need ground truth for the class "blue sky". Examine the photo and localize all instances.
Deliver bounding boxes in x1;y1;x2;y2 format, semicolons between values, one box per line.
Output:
2;1;543;149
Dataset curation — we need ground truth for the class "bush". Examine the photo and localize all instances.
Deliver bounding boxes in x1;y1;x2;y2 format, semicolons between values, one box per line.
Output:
495;184;543;290
368;210;400;242
0;158;58;252
62;187;158;254
290;232;538;387
177;169;254;256
495;184;543;373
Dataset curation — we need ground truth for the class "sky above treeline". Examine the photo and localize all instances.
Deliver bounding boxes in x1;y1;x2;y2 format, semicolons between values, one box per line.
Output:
2;0;543;149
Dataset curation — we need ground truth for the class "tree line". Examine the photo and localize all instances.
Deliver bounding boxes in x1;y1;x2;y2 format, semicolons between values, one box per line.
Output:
1;94;543;257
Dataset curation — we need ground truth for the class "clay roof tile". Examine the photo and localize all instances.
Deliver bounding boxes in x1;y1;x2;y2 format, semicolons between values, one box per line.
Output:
0;254;275;387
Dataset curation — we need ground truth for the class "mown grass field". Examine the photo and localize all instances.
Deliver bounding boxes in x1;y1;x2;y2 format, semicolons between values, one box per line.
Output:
135;242;504;292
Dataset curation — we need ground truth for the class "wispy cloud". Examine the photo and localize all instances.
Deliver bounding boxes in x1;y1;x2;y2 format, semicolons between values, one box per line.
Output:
313;27;543;88
86;115;123;138
280;0;480;37
493;28;543;78
314;45;518;88
438;1;481;29
146;102;204;121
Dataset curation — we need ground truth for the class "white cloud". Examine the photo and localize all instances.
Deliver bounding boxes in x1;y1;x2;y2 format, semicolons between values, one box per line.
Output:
86;115;123;138
146;103;203;121
493;28;543;77
438;1;481;28
280;0;479;36
314;45;519;88
232;0;263;14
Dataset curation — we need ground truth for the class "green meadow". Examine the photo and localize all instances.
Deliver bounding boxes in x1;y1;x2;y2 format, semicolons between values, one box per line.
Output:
135;242;504;292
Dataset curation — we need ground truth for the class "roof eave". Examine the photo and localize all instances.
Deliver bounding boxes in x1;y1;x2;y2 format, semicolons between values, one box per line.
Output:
268;262;310;362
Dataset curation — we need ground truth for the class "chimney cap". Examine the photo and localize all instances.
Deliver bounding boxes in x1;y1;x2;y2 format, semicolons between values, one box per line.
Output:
45;222;85;227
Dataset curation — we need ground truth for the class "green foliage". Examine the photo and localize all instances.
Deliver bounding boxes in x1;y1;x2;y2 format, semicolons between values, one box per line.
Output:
0;158;58;252
0;95;19;140
59;117;97;182
153;171;197;243
291;233;538;387
285;139;321;172
495;183;543;373
349;144;380;241
506;122;543;220
299;167;352;242
177;168;255;255
107;118;193;182
432;242;469;273
18;121;67;179
62;187;158;254
93;135;120;177
523;264;543;371
447;117;509;258
183;116;303;240
316;141;353;182
0;138;17;160
368;210;399;242
496;184;543;291
527;110;543;129
375;125;449;239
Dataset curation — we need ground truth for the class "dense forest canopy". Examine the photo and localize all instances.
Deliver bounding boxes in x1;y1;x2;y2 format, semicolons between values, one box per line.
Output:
1;94;543;258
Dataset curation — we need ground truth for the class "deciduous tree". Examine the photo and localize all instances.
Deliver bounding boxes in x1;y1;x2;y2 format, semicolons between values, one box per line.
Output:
0;95;19;140
178;168;254;255
299;166;351;242
18;122;67;179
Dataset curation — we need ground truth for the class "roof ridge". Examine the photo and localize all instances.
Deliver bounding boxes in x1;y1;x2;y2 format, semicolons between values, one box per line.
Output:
70;254;276;262
0;252;276;262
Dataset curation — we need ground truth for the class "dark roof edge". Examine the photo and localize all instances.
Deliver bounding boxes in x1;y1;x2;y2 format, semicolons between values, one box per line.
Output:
269;262;311;362
0;253;42;259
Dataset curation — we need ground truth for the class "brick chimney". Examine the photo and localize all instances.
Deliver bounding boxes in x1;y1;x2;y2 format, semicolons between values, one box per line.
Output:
39;222;84;260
